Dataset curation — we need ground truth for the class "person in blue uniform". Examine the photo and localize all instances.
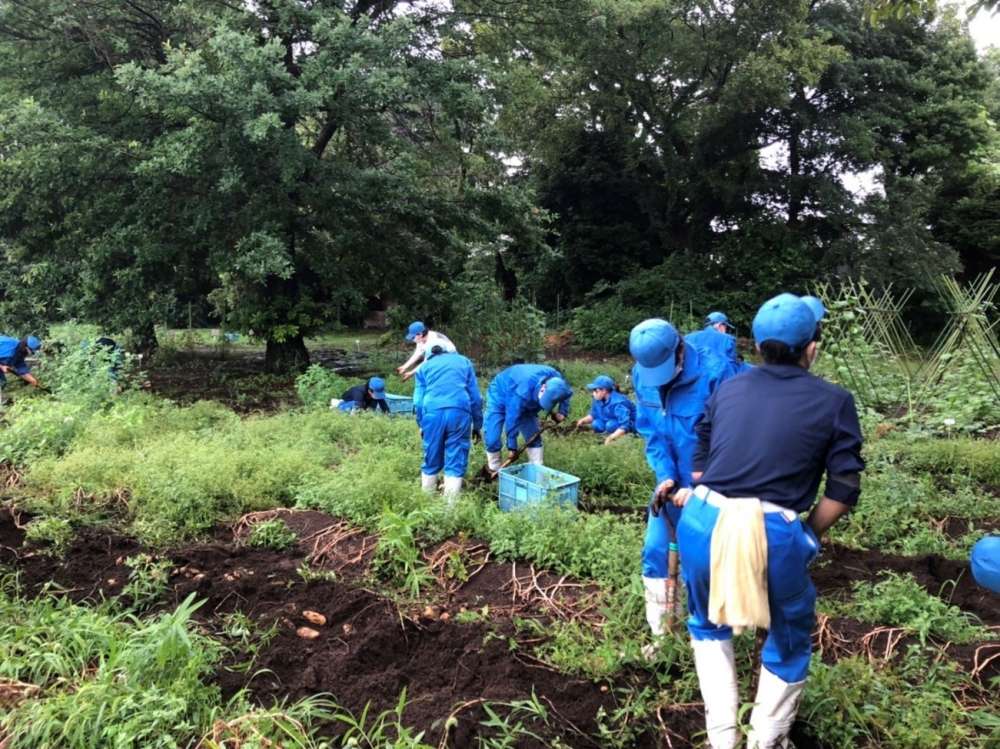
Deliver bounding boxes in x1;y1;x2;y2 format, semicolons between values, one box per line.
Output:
0;335;42;388
413;346;483;499
483;364;572;470
685;312;750;377
574;374;635;445
629;318;732;638
333;377;390;413
671;293;864;749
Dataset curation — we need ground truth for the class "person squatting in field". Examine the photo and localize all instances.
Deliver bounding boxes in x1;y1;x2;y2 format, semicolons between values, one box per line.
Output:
483;363;573;471
574;374;636;445
0;334;42;388
684;311;752;379
629;319;735;638
413;346;483;500
397;321;457;381
331;377;390;413
672;293;864;749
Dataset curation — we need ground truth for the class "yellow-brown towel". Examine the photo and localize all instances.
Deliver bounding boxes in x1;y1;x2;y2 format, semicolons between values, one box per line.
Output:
708;498;770;634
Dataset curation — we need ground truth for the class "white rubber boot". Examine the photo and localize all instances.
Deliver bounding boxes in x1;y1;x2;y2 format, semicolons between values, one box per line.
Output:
487;451;502;472
747;667;806;749
691;639;740;749
420;473;438;493
525;446;544;465
442;475;463;500
642;576;669;636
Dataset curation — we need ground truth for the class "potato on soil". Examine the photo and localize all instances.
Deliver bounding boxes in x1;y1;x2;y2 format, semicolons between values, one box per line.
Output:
296;626;320;640
302;610;326;626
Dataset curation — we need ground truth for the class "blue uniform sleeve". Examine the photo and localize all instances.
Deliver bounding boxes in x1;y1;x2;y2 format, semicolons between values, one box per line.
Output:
11;361;30;376
413;369;426;423
693;394;714;473
467;366;484;432
823;392;865;506
635;401;678;485
609;399;631;432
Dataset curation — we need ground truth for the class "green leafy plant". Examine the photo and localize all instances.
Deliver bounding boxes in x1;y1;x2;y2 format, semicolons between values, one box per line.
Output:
121;553;173;611
246;519;298;551
23;517;74;556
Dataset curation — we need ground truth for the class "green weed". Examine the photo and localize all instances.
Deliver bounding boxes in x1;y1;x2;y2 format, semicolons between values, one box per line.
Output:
246;518;298;551
22;517;73;556
121;553;173;611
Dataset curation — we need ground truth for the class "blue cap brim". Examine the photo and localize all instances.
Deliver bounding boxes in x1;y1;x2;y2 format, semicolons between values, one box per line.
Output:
585;382;600;391
636;357;677;387
405;333;417;342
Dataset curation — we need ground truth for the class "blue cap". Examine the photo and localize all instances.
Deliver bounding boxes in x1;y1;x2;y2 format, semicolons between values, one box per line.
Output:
971;536;1000;593
752;294;816;350
368;376;387;400
25;336;42;352
586;374;615;391
800;296;827;324
539;377;572;411
705;311;732;329
405;321;427;342
629;319;680;386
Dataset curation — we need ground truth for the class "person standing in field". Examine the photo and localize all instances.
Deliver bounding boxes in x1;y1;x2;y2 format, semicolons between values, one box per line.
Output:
685;312;751;377
397;321;456;381
483;364;573;471
672;293;864;749
413;346;483;499
629;318;732;639
574;374;636;445
0;335;43;388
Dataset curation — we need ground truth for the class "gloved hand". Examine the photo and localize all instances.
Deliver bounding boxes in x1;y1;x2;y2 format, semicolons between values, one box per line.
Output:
650;479;675;517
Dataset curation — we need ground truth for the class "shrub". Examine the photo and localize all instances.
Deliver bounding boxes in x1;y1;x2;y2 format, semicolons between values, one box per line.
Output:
295;364;353;409
246;519;298;551
570;299;646;354
446;281;545;367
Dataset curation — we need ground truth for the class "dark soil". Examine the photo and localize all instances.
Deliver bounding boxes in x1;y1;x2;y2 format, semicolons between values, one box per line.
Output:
812;543;1000;627
147;348;376;413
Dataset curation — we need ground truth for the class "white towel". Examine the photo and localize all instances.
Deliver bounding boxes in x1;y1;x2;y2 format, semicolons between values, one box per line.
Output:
708;498;770;634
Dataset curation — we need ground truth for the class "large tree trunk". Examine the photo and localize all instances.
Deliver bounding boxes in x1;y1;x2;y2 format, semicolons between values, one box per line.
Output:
132;320;158;356
265;335;310;374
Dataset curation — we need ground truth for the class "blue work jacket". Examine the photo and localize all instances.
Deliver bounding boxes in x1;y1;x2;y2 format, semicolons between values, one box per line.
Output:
488;364;571;427
413;352;484;431
590;390;636;433
632;345;729;488
685;327;751;378
0;336;30;375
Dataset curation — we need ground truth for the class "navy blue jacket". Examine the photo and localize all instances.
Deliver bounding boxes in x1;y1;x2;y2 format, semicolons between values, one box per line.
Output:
341;382;390;413
694;364;865;512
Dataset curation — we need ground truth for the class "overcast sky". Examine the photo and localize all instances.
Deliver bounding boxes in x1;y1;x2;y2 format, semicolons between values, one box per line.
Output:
966;3;999;51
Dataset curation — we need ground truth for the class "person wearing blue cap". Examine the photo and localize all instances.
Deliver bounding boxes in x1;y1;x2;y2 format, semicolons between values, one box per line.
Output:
332;376;390;413
413;346;484;500
0;335;43;388
629;318;733;644
397;321;457;381
483;364;573;470
971;537;1000;594
669;292;863;749
685;312;751;378
575;374;636;445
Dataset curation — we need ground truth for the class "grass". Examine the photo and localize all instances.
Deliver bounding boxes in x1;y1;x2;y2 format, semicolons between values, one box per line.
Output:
2;328;999;747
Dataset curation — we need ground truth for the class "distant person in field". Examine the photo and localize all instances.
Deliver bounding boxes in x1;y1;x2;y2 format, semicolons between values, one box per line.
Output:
483;364;573;471
413;346;483;500
574;374;636;445
83;337;125;382
684;311;751;377
971;537;1000;594
397;321;456;381
674;293;863;749
0;335;43;388
331;376;390;413
629;318;733;642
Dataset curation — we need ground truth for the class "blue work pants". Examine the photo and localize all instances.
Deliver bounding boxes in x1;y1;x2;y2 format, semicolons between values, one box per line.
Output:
676;495;819;683
421;408;472;477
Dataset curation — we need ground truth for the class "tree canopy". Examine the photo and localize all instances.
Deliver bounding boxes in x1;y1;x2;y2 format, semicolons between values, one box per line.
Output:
0;0;996;363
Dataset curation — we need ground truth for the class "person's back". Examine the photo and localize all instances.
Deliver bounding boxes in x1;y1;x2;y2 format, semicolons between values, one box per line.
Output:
415;352;481;417
695;365;859;511
0;336;19;361
492;363;563;405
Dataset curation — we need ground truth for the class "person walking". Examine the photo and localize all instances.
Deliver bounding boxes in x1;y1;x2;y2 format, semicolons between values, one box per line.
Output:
673;293;864;749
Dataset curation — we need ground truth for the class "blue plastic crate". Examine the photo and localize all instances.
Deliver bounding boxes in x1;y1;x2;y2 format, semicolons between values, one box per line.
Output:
385;393;415;416
498;464;580;512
